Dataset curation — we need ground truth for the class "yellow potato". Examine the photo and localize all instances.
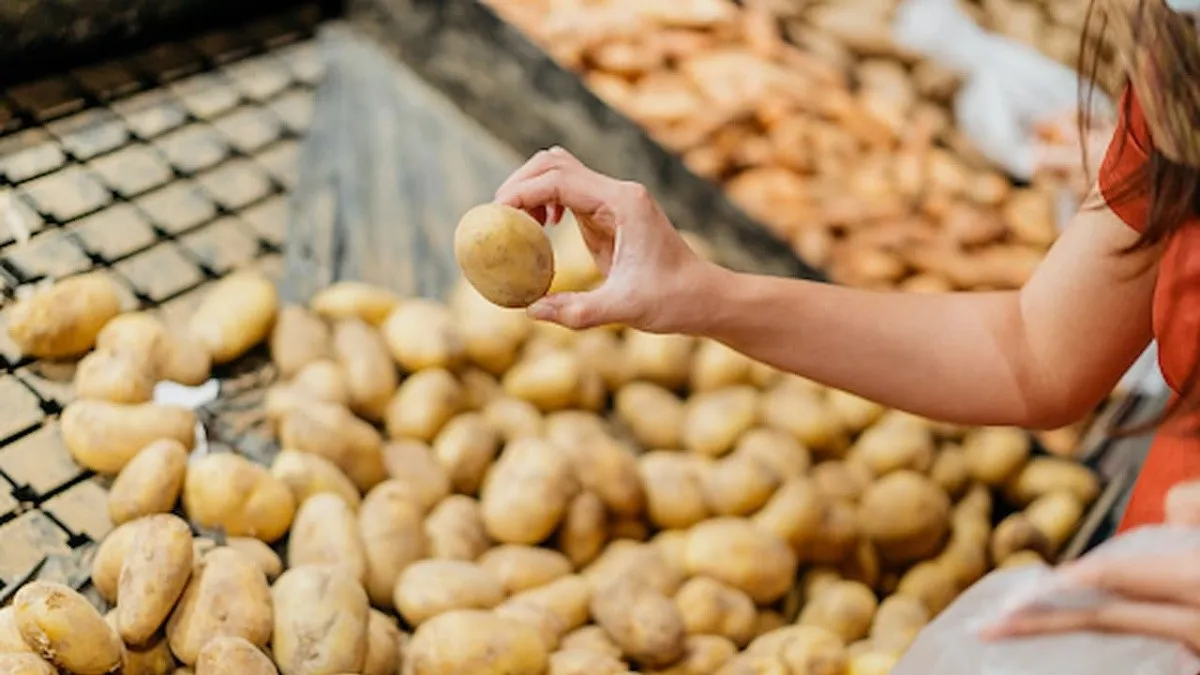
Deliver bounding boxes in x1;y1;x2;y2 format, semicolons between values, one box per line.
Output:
674;576;757;647
624;331;695;390
481;396;543;442
807;501;861;564
851;418;934;475
288;493;368;582
752;477;823;554
702;452;780;517
223;538;284;582
61;400;196;475
269;304;331;378
682;386;759;457
425;495;492;561
734;428;812;482
555;490;609;567
359;481;428;609
574;329;635;391
13;581;123;675
690;339;756;392
1004;457;1100;506
494;600;569;652
0;653;55;674
188;272;278;364
478;545;573;595
752;611;787;640
195;636;275;675
870;595;929;654
998;550;1047;569
559;625;623;659
509;575;593;635
684;518;798;604
653;530;690;573
615;382;685;450
858;471;951;565
7;272;121;359
503;349;587;412
797;580;879;643
381;299;465;371
1025;491;1085;553
929;444;971;499
990;513;1051;563
332;318;397;422
747;625;846;675
363;611;402;675
0;607;34;654
278;401;386;491
553;424;644;518
847;651;899;675
385;368;463;441
433;413;500;495
183;453;296;543
810;460;873;503
311;281;400;326
459;367;502;409
548;649;628;675
74;348;156;403
481;437;576;544
381;440;452;513
826;389;885;432
591;577;688;669
91;518;148;604
167;548;273;665
95;312;210;386
108;439;189;525
895;560;958;615
404;610;548;675
117;514;195;645
760;385;846;456
272;565;369;675
269;450;362;510
455;203;555;308
394;560;506;626
450;279;534;375
964;427;1030;486
640;452;710;529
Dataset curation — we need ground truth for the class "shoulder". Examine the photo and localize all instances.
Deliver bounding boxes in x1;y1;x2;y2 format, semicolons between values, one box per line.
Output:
1098;86;1154;233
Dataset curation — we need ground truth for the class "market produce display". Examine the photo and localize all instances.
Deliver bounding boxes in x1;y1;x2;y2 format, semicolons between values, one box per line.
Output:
0;217;1102;675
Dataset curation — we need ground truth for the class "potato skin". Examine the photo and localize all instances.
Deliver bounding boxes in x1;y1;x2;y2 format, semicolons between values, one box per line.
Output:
61;400;196;475
7;272;121;359
13;581;123;675
311;282;400;326
288;493;368;582
684;518;798;604
224;538;284;582
381;441;452;513
183;453;296;543
433;413;500;495
404;610;549;675
385;369;463;442
118;514;195;646
381;300;465;372
674;577;757;647
166;548;273;665
74;348;157;403
481;437;575;545
556;490;609;568
278;401;386;492
332;318;396;422
590;577;687;669
271;565;370;675
393;560;505;627
188;272;279;364
91;518;148;604
270;450;362;510
270;305;331;379
362;611;402;675
478;545;573;595
425;495;491;560
195;636;276;675
454;203;555;309
358;482;428;609
109;439;189;525
640;452;709;530
858;471;951;565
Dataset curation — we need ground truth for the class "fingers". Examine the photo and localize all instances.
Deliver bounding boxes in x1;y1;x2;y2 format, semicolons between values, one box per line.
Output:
982;600;1200;652
527;282;631;331
495;148;612;222
1057;551;1200;605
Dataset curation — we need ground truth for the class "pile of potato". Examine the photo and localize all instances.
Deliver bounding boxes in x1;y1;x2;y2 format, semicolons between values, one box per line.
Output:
0;224;1101;675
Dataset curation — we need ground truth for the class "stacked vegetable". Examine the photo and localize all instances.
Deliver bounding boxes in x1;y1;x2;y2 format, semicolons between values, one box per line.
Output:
0;218;1100;675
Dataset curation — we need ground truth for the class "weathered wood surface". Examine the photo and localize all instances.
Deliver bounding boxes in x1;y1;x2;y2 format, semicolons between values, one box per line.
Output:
292;0;822;291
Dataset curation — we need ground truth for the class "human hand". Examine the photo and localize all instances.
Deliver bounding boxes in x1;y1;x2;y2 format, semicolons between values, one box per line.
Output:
981;480;1200;652
494;147;718;333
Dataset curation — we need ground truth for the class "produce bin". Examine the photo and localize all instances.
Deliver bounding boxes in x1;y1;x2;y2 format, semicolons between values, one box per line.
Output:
0;0;1137;645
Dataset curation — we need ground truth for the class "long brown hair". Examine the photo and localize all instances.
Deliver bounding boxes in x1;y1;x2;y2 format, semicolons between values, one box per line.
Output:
1081;0;1200;428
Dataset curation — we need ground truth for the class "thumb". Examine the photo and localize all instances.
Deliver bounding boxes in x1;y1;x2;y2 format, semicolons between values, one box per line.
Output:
526;289;618;330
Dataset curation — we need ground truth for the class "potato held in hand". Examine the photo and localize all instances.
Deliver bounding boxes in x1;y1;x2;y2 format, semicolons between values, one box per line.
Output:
455;203;555;308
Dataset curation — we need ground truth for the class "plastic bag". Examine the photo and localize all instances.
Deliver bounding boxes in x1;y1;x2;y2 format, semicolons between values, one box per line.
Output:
892;0;1111;181
893;525;1200;675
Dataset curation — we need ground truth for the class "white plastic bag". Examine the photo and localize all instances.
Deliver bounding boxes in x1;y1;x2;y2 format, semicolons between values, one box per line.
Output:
893;525;1200;675
892;0;1112;181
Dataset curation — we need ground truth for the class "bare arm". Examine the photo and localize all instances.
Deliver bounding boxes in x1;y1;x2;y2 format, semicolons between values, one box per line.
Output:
689;196;1158;428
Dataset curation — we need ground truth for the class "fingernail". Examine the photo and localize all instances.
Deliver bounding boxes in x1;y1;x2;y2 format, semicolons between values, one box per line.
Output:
549;146;566;155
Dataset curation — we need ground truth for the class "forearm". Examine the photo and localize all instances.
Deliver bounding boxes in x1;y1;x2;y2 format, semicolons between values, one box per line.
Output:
687;268;1074;428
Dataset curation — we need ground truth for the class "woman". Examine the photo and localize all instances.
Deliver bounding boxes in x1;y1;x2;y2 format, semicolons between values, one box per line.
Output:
493;0;1200;651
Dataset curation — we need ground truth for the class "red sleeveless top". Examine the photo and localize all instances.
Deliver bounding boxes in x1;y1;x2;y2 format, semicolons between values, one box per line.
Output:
1099;88;1200;531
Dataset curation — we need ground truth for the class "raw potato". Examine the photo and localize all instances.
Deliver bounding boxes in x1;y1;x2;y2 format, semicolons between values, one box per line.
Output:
990;513;1051;563
270;450;362;510
96;312;212;386
188;272;279;364
682;386;759;457
625;331;695;390
272;565;369;675
684;518;798;604
332;318;397;422
494;600;569;651
640;452;710;529
183;453;296;543
895;561;958;615
0;607;34;654
74;348;156;403
797;580;879;643
270;305;331;378
91;518;147;603
674;576;757;647
108;439;189;525
292;360;350;404
615;383;685;450
385;369;463;441
1025;491;1085;553
61;400;196;475
381;299;465;372
858;471;951;564
118;514;195;645
363;611;402;675
503;349;588;412
482;396;543;441
548;649;628;675
433;413;501;494
195;636;276;675
559;625;623;659
0;654;55;674
425;495;491;560
851;419;934;475
7;272;122;359
481;437;575;544
964;427;1030;486
585;542;684;598
451;280;533;375
359;481;428;608
393;560;505;626
760;385;847;456
478;545;573;594
311;282;400;326
753;477;823;553
404;610;548;675
808;500;861;564
288;493;368;582
1005;457;1100;506
870;595;929;653
556;490;609;567
590;577;688;669
648;635;737;675
690;339;755;392
702;453;779;516
554;423;644;518
744;625;846;674
735;428;812;481
278;401;386;491
455;203;555;308
509;575;593;634
381;441;452;513
224;538;285;581
167;548;273;665
12;581;123;675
